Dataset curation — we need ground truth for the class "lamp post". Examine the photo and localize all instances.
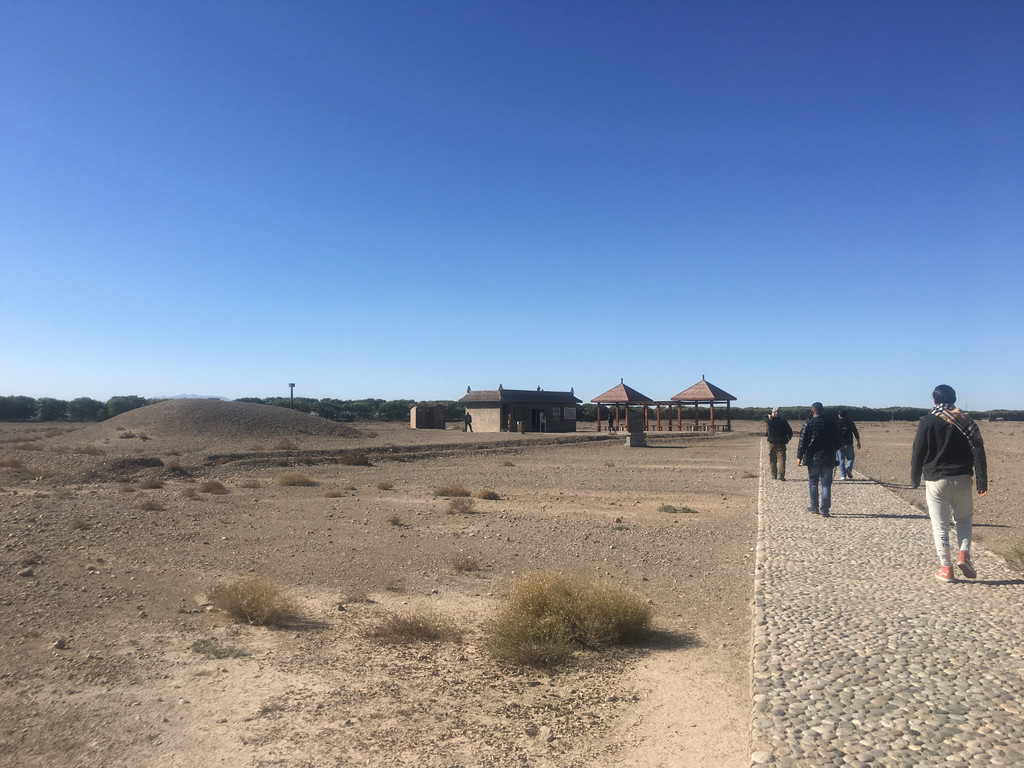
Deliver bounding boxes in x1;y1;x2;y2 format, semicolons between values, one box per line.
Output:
289;383;295;409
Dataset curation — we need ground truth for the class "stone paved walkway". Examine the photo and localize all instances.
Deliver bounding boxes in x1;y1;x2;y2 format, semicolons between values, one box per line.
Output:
751;443;1024;767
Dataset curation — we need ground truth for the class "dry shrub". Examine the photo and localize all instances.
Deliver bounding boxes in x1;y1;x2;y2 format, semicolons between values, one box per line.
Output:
337;450;371;466
386;513;403;526
376;480;394;491
364;610;462;644
0;458;25;469
164;461;190;477
434;485;470;498
451;553;480;572
119;431;136;439
273;439;300;451
297;455;315;465
182;486;198;499
207;576;298;626
73;446;105;456
189;638;248;659
70;516;92;531
659;504;697;514
277;472;317;487
238;479;261;489
447;496;477;515
501;460;515;467
199;480;230;495
487;571;653;667
139;478;165;489
476;489;500;500
14;442;43;452
139;499;165;511
1007;540;1024;574
324;490;343;498
118;484;136;494
215;457;233;465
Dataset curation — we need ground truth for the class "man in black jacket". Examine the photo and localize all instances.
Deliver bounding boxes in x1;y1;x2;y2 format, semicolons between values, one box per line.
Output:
765;407;793;481
911;384;988;583
796;402;843;517
836;410;861;479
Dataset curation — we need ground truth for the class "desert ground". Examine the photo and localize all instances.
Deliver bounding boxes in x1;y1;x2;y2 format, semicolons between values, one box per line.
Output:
1;401;1020;767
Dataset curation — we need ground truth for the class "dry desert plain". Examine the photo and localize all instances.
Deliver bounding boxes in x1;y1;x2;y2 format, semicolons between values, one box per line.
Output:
1;400;1021;768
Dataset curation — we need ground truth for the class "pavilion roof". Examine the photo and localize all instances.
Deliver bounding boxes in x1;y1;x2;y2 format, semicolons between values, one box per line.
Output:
671;376;736;402
591;379;653;404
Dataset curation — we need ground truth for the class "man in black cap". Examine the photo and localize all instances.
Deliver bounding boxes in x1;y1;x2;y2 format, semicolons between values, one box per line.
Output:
911;384;988;583
765;407;793;481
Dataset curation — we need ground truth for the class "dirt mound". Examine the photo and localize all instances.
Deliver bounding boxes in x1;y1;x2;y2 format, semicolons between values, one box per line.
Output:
56;399;361;453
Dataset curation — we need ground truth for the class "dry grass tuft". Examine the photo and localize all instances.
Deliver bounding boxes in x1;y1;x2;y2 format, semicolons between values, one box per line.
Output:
139;478;165;489
337;450;372;466
476;489;500;500
364;610;462;644
386;513;404;527
273;439;300;451
659;504;697;514
238;479;261;488
434;485;471;498
70;516;92;531
376;480;394;491
207;576;299;626
324;490;343;498
1006;540;1024;574
138;499;165;511
487;571;653;667
182;486;198;499
199;480;230;495
447;496;477;515
451;553;481;572
277;472;318;487
0;457;25;469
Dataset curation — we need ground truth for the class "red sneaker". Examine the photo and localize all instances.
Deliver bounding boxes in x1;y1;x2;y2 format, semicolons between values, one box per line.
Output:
957;552;977;579
935;566;956;583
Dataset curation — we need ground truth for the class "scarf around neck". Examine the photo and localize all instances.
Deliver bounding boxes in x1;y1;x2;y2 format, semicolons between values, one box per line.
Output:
932;403;982;446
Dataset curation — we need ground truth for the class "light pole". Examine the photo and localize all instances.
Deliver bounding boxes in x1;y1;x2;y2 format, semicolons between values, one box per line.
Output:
289;383;295;409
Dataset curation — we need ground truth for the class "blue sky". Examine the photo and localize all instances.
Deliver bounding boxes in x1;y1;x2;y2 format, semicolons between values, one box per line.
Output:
2;1;1022;411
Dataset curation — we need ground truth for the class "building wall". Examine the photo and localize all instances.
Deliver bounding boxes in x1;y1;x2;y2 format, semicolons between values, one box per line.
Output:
466;403;578;433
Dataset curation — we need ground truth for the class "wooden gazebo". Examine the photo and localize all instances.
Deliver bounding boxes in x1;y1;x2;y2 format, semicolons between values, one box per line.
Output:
671;375;736;432
591;379;653;432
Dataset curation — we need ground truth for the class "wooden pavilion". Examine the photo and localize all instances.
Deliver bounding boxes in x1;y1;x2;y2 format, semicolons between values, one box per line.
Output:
591;379;653;432
670;375;737;432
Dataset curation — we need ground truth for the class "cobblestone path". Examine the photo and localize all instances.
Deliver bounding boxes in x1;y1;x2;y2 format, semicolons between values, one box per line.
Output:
751;443;1024;767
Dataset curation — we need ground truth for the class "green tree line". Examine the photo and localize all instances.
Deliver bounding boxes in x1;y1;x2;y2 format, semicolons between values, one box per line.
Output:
3;394;1021;423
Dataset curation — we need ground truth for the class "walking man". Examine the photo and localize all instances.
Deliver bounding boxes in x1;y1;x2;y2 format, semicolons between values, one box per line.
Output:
836;410;861;479
796;402;842;517
911;384;987;583
765;407;793;481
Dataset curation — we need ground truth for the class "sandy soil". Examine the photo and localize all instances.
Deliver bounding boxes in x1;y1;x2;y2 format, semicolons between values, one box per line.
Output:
1;402;1019;767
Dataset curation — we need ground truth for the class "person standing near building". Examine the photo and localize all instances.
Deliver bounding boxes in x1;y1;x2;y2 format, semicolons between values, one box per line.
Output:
765;407;793;481
464;411;473;432
911;384;987;583
836;410;861;479
796;402;842;517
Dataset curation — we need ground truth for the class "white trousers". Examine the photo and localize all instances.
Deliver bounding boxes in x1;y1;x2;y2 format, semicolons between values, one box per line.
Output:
925;475;974;567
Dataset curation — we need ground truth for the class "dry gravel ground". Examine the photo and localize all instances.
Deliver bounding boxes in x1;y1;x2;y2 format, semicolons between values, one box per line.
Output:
0;401;1020;767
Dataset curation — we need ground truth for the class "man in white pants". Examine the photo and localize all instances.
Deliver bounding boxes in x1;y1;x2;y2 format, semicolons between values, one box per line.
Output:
911;385;988;583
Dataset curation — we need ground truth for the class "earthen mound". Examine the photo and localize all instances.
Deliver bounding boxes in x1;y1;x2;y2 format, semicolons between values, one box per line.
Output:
58;399;361;453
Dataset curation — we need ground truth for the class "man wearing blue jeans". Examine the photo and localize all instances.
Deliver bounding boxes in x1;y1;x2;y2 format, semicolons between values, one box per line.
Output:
796;402;843;518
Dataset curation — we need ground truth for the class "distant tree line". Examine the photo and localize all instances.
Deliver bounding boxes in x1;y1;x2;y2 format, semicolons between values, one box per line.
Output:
3;394;1020;423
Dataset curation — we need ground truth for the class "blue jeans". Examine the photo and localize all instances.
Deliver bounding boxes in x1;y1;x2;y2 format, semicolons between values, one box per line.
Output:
837;444;855;477
806;463;835;513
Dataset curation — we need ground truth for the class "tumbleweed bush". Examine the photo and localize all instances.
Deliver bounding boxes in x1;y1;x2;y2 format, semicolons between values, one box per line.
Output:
207;576;299;626
364;610;462;645
487;571;653;666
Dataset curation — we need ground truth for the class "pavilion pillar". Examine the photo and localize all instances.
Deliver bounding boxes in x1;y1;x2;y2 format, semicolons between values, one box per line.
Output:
710;403;716;431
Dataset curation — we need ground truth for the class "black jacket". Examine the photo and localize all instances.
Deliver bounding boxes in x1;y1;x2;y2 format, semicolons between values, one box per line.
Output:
838;418;859;446
911;412;988;492
766;416;793;445
796;416;841;467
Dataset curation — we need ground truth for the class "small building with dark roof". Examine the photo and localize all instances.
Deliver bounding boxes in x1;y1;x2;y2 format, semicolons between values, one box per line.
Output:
459;386;582;433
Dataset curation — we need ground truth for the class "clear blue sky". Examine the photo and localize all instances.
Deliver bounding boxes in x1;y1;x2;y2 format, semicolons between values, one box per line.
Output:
2;1;1022;411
